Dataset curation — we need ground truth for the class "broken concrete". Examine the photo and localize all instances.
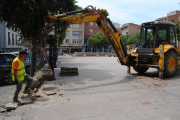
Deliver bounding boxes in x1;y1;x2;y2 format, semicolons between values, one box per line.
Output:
45;91;56;96
4;103;18;110
0;107;6;113
38;97;50;101
34;88;38;93
34;69;53;81
35;93;42;97
30;80;39;89
20;97;33;104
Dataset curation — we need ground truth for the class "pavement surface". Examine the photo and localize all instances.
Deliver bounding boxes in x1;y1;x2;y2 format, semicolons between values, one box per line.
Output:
1;56;180;120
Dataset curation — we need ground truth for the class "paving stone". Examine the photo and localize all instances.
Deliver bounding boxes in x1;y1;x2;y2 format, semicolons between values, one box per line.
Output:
0;116;5;120
45;91;57;96
35;93;42;97
0;107;6;113
4;116;22;120
34;88;38;93
38;97;50;101
30;80;39;89
20;96;33;104
4;103;18;110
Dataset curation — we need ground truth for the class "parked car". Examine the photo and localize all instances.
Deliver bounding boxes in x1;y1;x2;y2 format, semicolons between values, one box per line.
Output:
0;53;16;84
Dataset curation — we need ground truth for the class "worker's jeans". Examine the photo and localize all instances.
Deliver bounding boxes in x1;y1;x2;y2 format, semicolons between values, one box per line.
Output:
13;75;33;101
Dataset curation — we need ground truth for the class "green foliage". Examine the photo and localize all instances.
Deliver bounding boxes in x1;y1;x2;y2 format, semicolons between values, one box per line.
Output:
158;30;166;41
87;32;110;48
121;32;140;45
0;0;77;42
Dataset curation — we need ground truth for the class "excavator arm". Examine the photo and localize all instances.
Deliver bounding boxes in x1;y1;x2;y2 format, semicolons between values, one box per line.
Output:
43;6;129;65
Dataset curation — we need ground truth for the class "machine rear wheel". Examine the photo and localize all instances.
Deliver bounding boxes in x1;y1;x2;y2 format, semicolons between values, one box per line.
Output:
163;51;177;78
133;66;149;74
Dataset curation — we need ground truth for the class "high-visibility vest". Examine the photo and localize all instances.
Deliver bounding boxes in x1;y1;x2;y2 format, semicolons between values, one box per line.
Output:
11;57;26;83
151;35;153;41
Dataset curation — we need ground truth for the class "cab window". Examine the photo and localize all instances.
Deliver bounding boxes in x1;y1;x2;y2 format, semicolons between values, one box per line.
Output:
170;26;176;46
157;26;168;43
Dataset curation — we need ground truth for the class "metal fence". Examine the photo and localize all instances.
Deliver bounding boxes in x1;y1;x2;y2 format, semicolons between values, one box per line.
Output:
84;47;110;53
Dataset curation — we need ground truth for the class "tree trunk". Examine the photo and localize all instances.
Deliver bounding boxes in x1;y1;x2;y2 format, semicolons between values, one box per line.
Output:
53;39;57;68
30;40;38;77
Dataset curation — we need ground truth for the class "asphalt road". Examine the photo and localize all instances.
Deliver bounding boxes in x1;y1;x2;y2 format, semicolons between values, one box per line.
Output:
1;56;180;120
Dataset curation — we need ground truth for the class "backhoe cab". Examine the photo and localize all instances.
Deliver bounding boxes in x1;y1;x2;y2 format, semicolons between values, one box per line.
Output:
131;21;179;78
137;21;176;54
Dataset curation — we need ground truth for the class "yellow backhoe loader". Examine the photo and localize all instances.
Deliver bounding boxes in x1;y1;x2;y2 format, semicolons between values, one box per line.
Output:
42;6;180;79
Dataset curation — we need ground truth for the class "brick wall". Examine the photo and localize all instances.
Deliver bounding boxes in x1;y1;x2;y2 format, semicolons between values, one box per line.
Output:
84;22;102;38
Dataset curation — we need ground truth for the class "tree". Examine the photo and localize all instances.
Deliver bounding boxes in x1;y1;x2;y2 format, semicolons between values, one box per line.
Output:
87;32;109;48
121;32;139;46
121;35;130;45
134;32;140;45
127;36;135;44
0;0;78;76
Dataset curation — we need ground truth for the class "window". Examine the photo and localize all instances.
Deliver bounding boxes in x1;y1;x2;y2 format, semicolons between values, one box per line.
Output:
170;26;176;46
96;29;99;34
90;22;93;26
122;32;127;35
0;54;5;62
72;24;80;28
73;40;79;44
65;39;69;44
8;32;10;45
72;31;81;36
66;31;69;36
12;33;14;45
96;23;98;26
157;29;167;42
4;54;16;62
16;35;18;45
124;26;128;29
90;29;93;34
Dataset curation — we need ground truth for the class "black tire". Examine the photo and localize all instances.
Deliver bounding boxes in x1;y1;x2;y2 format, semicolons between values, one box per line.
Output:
163;50;177;78
133;66;149;74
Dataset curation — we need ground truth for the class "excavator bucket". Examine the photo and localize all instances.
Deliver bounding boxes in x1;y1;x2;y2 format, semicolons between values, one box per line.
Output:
60;67;79;76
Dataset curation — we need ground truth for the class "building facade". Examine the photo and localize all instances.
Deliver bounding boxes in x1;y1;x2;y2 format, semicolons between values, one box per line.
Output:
156;10;180;22
113;22;121;30
120;23;140;36
0;21;22;52
84;22;102;39
59;23;84;54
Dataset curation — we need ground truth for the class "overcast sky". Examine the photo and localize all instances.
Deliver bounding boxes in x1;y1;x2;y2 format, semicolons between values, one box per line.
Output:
76;0;180;26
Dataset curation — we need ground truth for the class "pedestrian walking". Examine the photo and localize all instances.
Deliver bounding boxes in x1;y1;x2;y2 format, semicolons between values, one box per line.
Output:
11;50;33;105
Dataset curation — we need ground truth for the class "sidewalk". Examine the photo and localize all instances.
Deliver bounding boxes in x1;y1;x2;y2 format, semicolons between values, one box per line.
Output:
1;56;180;120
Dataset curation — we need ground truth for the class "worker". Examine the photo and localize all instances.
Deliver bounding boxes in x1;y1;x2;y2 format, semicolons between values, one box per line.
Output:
142;29;156;48
12;50;33;104
150;30;155;42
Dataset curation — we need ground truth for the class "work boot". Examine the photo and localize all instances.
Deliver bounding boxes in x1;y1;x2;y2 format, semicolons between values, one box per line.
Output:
23;90;32;94
13;99;21;106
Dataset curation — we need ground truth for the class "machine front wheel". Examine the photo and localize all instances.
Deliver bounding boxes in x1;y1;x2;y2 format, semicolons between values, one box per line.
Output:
163;50;177;78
